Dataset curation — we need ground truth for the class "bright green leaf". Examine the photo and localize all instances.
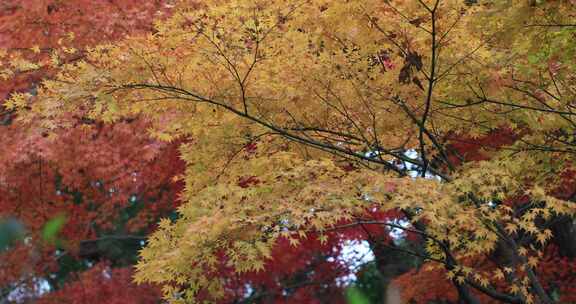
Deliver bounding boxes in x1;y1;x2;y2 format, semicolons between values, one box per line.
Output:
42;214;67;244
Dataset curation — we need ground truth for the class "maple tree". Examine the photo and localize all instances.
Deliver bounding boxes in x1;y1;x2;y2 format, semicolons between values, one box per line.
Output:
3;0;576;303
1;1;362;303
0;0;179;301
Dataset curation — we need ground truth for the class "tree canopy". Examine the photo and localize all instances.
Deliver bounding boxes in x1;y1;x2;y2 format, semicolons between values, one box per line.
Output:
2;1;576;303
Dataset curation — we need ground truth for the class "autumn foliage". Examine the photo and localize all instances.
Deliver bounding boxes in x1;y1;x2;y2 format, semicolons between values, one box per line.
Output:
0;0;177;302
2;1;576;304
